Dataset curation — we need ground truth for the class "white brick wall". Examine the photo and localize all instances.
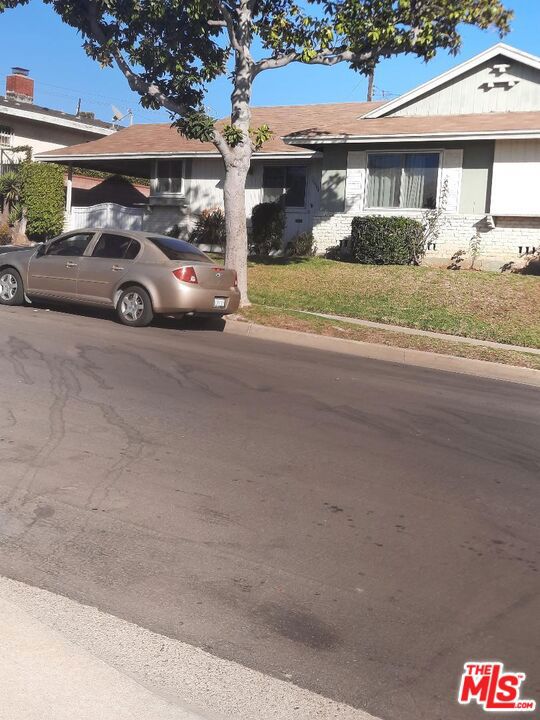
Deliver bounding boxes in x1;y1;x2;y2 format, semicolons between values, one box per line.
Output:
312;211;540;270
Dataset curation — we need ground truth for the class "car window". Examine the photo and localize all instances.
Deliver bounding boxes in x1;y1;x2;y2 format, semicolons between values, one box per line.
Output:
147;235;212;263
47;233;94;257
92;233;140;260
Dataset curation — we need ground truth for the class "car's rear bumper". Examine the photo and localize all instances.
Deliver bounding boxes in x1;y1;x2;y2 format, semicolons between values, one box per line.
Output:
152;282;241;315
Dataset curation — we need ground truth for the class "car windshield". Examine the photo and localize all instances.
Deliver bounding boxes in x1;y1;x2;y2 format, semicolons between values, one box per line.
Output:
147;236;212;263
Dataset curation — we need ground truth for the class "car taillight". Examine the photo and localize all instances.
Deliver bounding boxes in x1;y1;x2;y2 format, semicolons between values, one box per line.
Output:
173;266;198;284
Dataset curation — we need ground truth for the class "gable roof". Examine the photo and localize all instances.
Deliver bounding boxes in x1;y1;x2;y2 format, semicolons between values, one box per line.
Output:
0;96;114;135
36;102;383;162
363;43;540;119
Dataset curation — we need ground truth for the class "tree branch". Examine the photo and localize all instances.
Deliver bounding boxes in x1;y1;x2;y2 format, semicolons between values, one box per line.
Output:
253;47;375;75
83;0;232;161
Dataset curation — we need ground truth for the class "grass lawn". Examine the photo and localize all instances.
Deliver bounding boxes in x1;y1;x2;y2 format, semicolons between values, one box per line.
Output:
237;306;540;370
247;258;540;349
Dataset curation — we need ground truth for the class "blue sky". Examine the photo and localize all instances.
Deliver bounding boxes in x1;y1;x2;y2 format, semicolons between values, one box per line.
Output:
0;0;538;126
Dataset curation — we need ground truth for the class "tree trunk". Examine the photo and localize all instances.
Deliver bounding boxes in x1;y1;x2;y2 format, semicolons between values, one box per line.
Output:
223;150;251;305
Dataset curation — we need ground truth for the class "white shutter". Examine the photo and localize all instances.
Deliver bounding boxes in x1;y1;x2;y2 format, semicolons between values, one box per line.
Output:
441;149;463;213
345;151;367;213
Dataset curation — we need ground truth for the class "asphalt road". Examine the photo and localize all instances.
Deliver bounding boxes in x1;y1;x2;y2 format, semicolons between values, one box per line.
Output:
0;303;538;720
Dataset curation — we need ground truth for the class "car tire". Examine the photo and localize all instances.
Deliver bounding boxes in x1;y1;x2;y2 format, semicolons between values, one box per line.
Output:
116;286;154;327
0;268;25;306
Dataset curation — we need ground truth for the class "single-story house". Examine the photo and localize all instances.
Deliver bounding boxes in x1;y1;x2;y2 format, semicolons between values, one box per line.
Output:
37;43;540;269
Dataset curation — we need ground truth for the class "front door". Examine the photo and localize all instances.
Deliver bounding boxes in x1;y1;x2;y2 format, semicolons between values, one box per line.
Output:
77;232;141;305
27;232;95;300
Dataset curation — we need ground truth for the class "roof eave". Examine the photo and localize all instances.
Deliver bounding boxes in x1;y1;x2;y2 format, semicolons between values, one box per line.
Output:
35;149;319;163
0;103;114;135
284;128;540;144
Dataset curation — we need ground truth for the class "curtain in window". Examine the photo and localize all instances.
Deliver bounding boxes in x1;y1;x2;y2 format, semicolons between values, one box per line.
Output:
366;154;401;208
402;154;439;209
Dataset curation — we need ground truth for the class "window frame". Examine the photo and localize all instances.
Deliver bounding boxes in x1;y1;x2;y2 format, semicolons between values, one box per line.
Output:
91;232;141;261
262;164;308;209
364;150;442;211
152;158;184;196
0;125;13;147
44;232;95;258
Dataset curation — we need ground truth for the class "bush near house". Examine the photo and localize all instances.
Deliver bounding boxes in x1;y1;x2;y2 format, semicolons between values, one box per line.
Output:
350;216;425;265
20;162;65;241
287;231;316;257
250;202;285;256
189;207;226;249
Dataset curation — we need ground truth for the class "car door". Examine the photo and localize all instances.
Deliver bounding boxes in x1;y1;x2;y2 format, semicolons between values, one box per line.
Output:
76;232;141;305
27;232;96;300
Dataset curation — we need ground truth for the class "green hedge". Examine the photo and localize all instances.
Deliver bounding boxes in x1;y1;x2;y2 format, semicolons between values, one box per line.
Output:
20;163;65;241
350;215;425;265
251;202;285;255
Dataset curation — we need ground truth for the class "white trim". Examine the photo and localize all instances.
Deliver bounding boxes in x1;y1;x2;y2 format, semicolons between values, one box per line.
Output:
36;150;318;163
283;129;540;145
0;103;114;135
362;44;540;119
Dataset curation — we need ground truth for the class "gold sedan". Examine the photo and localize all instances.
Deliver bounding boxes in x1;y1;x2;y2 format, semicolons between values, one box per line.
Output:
0;229;240;326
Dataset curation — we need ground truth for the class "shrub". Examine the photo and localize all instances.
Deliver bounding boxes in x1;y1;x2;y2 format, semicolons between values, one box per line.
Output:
250;202;285;255
350;215;425;265
0;221;12;246
289;231;316;257
189;208;226;249
325;244;342;260
20;162;65;241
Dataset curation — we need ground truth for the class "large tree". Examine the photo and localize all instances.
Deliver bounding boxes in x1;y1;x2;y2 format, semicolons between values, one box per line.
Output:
1;0;512;303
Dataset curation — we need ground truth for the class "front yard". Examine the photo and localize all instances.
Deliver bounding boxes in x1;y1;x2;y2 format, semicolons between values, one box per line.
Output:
246;258;540;349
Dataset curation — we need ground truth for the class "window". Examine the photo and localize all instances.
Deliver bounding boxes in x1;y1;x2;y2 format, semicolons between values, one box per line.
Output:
262;165;307;208
46;233;94;257
147;235;212;263
0;126;13;147
366;153;439;210
92;233;141;260
155;159;183;195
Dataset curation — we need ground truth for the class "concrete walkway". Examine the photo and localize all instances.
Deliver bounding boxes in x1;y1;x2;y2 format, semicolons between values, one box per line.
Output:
0;595;206;720
286;309;540;356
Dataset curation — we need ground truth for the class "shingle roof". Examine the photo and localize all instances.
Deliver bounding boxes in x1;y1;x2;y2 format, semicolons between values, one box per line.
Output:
0;96;113;133
37;102;384;159
284;110;540;141
36;102;540;161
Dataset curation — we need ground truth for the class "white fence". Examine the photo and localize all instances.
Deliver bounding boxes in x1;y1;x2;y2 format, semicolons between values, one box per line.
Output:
67;203;145;232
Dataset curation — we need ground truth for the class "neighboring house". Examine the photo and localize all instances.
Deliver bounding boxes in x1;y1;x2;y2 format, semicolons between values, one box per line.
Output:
37;43;540;268
0;66;149;217
0;66;114;160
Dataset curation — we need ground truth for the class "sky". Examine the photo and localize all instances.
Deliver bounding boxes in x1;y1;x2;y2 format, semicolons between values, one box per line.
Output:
0;0;538;126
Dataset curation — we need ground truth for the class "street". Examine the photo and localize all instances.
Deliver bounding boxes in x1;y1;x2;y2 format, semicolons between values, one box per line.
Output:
0;303;538;720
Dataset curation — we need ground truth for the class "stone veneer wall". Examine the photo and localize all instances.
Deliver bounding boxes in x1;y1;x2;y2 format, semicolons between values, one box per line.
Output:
312;211;540;270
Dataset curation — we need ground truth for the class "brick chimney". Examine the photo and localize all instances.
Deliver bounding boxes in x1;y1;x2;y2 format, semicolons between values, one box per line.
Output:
6;67;34;104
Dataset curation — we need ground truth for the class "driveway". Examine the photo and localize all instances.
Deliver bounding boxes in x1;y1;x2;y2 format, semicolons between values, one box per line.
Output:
0;304;538;720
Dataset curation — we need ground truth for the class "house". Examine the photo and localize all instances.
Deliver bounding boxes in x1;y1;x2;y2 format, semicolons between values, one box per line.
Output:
36;43;540;269
0;67;149;214
0;66;114;161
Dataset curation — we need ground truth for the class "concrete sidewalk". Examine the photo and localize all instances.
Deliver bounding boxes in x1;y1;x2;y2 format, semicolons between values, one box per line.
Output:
0;595;205;720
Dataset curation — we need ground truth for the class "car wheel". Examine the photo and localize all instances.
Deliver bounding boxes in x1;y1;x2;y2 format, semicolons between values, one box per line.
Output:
116;286;154;327
0;268;25;306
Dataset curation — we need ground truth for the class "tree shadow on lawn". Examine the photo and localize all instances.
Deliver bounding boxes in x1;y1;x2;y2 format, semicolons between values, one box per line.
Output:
248;255;314;266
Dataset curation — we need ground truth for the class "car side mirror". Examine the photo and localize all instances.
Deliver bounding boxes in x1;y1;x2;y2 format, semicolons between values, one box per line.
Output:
35;244;47;258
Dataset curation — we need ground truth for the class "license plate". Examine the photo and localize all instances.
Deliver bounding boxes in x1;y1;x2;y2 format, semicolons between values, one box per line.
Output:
213;297;226;308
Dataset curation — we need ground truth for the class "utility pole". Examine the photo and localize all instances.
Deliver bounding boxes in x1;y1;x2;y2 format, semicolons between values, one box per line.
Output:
367;68;375;102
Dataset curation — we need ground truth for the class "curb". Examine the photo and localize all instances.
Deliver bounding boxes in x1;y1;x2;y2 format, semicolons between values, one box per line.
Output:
224;318;540;387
